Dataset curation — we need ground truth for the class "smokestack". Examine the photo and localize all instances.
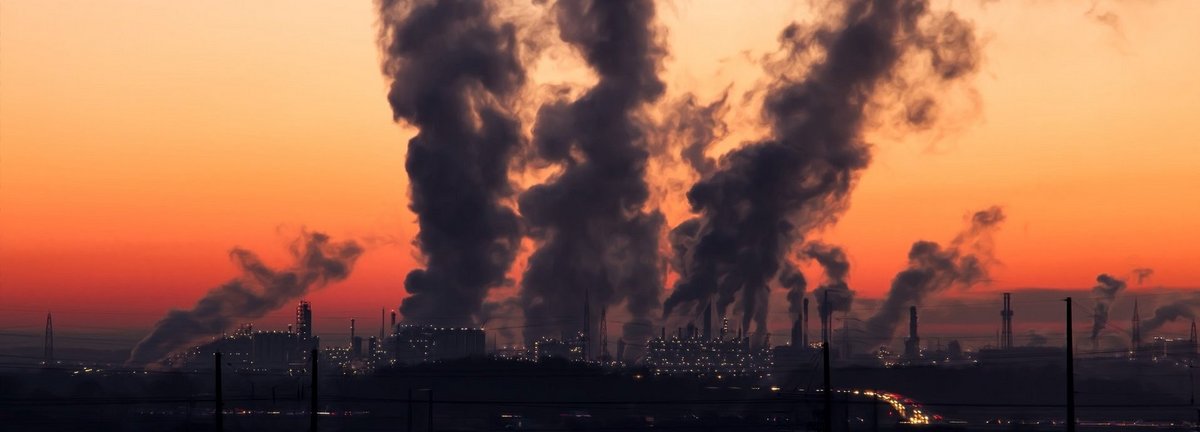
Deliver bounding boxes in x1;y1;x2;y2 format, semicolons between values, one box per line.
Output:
378;0;526;328
865;207;1005;349
702;300;713;340
803;297;810;347
904;306;920;360
1132;298;1141;353
128;233;362;366
663;0;981;337
1001;293;1014;349
350;318;356;348
380;308;385;341
616;339;626;363
390;310;396;334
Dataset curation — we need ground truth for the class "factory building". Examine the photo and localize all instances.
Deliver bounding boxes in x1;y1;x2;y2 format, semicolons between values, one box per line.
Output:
390;325;487;364
643;322;771;379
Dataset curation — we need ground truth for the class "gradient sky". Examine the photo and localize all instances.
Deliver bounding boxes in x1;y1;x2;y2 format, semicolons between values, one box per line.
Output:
2;1;1198;344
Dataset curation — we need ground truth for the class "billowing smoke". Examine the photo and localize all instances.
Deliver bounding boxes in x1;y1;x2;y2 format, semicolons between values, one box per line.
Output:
1143;297;1200;335
128;232;363;366
519;0;666;345
1132;268;1154;285
662;0;981;334
378;0;526;326
805;242;855;325
1090;273;1126;342
864;206;1005;346
668;92;729;177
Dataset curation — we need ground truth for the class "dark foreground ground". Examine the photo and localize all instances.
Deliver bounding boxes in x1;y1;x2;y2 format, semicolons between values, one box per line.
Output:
1;358;1195;431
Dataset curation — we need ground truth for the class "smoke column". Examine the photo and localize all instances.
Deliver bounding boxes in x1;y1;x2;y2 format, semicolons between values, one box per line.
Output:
1090;273;1126;343
518;0;666;345
805;242;855;328
128;232;363;366
378;0;526;326
863;206;1005;346
664;0;981;334
1143;298;1200;334
1132;268;1154;285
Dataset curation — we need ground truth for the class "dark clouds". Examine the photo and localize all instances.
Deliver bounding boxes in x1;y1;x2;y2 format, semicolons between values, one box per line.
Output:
128;232;363;366
518;0;667;346
662;0;981;335
378;0;526;326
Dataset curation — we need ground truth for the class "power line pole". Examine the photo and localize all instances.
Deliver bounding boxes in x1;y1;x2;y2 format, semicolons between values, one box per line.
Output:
823;291;833;432
310;348;319;432
1065;297;1076;432
214;352;223;432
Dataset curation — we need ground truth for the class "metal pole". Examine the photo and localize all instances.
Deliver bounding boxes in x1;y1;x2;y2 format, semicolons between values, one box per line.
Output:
214;352;223;432
872;391;879;432
823;291;833;432
311;348;319;432
1065;297;1075;432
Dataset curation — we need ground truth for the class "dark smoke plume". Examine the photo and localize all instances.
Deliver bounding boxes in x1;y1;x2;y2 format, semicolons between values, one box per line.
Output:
378;0;526;326
519;0;666;345
863;206;1005;346
128;232;363;366
662;0;981;334
805;242;855;325
668;92;729;177
1132;268;1154;285
1143;297;1200;335
1090;273;1126;342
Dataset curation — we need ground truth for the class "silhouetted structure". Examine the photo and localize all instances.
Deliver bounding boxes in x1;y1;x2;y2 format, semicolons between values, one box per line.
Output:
296;301;313;339
904;306;920;360
43;312;53;364
1001;293;1014;349
1131;298;1142;356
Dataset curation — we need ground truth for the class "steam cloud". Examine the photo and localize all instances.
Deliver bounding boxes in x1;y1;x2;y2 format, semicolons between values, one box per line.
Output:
863;206;1005;347
519;0;666;345
128;232;363;366
378;0;526;326
663;0;981;334
1132;268;1154;285
1143;297;1200;335
1090;273;1126;342
805;242;855;326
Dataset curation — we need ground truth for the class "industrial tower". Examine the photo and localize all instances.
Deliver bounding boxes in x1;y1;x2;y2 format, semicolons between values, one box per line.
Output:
296;300;313;339
582;287;591;361
904;306;921;360
44;312;53;363
1001;293;1014;349
599;306;609;360
1131;298;1141;353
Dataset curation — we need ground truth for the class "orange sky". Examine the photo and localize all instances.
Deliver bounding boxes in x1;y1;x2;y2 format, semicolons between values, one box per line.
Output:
1;1;1198;339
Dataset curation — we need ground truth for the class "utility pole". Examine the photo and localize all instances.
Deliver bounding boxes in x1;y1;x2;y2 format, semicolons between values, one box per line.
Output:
872;391;879;432
823;291;833;432
1065;297;1076;432
214;352;223;432
310;348;319;432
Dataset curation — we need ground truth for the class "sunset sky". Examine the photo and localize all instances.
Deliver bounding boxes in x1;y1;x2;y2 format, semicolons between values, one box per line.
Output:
1;1;1198;344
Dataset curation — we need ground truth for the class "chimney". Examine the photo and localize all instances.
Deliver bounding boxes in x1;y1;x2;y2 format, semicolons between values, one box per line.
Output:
904;306;921;360
350;318;356;347
1132;298;1141;354
702;300;713;340
390;310;397;333
1001;293;1014;349
803;297;810;347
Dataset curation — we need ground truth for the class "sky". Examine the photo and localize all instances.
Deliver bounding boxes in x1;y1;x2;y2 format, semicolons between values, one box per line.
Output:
1;1;1198;346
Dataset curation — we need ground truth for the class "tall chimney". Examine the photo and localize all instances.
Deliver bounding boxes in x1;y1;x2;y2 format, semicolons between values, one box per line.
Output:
803;297;810;347
350;318;356;347
904;306;921;360
702;300;713;340
390;310;396;333
1001;293;1014;349
1131;298;1141;354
